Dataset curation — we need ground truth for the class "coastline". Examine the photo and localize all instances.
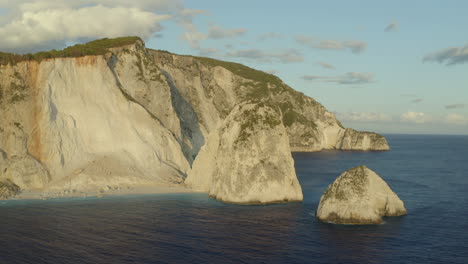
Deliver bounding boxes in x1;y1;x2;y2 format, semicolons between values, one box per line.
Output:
6;184;199;201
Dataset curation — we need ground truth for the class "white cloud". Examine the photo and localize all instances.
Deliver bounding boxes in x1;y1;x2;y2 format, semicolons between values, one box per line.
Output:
445;103;465;109
0;0;181;12
302;72;374;85
385;21;399;32
400;112;432;124
318;61;335;69
444;114;468;125
177;8;208;49
207;25;246;39
336;112;392;122
0;1;177;53
423;44;468;65
181;31;206;49
295;35;367;54
226;48;304;63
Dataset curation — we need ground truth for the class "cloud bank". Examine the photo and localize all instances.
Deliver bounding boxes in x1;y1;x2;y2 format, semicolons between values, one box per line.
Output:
0;0;177;53
295;35;367;54
336;112;392;122
445;113;468;125
445;103;465;109
207;25;246;39
226;48;304;63
400;112;432;124
423;44;468;65
318;61;335;69
302;72;374;85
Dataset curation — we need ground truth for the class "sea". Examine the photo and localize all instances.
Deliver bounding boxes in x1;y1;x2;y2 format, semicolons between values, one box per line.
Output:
1;134;467;264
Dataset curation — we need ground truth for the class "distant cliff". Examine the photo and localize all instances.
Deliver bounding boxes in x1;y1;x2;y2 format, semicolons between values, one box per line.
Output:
0;37;389;196
149;49;389;152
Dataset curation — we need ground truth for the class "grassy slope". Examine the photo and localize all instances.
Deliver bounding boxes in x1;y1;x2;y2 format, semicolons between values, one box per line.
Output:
0;37;142;65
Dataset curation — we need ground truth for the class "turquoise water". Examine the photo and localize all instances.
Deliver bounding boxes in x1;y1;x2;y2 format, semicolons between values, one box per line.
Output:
1;134;467;263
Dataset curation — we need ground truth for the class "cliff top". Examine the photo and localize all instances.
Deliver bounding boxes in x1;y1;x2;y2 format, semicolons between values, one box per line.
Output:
0;36;143;65
152;49;284;89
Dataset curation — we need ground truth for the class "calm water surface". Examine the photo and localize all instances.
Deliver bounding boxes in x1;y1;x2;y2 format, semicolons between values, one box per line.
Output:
1;134;467;263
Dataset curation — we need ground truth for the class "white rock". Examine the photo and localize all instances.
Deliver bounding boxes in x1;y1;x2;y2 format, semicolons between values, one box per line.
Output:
0;51;190;194
0;155;50;189
335;128;390;151
316;165;406;224
185;102;303;204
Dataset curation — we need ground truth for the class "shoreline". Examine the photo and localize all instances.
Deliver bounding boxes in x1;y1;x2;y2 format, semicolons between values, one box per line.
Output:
5;184;201;201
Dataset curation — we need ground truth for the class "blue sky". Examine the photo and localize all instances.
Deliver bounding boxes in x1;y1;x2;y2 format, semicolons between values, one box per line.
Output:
1;0;467;134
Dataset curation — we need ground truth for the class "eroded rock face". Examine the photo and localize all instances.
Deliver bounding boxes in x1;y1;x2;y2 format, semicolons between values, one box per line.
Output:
0;154;50;189
0;179;21;200
0;37;389;198
0;40;189;196
185;102;303;204
335;128;390;151
151;50;389;152
316;165;406;224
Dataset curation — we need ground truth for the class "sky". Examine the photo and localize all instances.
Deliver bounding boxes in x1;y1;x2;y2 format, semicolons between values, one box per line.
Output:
0;0;467;135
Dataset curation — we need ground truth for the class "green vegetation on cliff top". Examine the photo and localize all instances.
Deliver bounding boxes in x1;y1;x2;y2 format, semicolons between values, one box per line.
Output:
0;36;142;65
154;49;284;89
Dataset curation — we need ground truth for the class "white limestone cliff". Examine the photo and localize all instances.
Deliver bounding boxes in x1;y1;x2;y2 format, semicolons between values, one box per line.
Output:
0;42;189;195
185;102;303;204
316;165;407;224
0;37;390;198
151;50;390;152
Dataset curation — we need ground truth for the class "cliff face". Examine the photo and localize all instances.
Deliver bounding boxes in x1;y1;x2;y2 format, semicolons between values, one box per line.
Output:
185;103;303;204
150;50;389;152
0;41;189;194
0;37;389;195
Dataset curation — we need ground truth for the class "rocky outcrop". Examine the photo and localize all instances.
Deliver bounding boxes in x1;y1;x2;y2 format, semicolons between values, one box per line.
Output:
0;37;389;198
0;154;50;189
335;128;390;151
150;50;389;152
316;166;406;224
0;39;189;196
185;102;303;204
0;179;21;199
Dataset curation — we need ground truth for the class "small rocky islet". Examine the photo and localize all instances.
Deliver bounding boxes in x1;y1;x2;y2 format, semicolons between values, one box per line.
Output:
316;165;407;225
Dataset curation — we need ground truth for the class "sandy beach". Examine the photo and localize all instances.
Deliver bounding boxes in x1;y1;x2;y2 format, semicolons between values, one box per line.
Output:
9;183;199;201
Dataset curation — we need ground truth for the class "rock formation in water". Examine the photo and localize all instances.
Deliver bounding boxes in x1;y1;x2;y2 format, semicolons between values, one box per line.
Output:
316;165;407;224
0;179;21;199
0;37;389;197
185;102;303;204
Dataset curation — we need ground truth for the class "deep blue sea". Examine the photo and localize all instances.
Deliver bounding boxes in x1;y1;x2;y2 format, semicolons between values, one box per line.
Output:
1;134;467;264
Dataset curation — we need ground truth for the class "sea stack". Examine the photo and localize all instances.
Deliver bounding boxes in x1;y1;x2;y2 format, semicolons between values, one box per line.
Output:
185;102;303;204
316;165;406;224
